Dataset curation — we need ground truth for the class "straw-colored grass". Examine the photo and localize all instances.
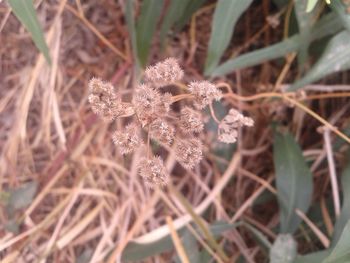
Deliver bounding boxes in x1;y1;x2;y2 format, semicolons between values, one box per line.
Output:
1;1;350;262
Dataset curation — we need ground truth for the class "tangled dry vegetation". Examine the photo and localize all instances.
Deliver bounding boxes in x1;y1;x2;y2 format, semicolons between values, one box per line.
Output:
1;0;350;262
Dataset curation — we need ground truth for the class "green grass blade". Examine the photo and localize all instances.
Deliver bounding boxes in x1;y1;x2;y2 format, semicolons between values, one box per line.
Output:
322;220;350;263
332;156;350;245
295;250;331;263
211;35;302;77
210;12;342;76
136;0;164;67
290;30;350;91
174;0;207;30
125;0;140;72
204;0;253;75
8;0;51;64
173;230;201;263
330;0;350;32
159;0;190;49
273;131;313;234
121;221;237;261
294;0;315;71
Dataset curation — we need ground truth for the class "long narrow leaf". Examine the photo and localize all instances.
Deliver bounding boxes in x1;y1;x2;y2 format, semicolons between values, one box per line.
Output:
210;12;342;76
273;131;313;234
294;0;314;70
8;0;51;64
290;30;350;91
204;0;253;74
295;250;331;263
332;156;350;245
136;0;164;66
160;0;190;49
125;0;140;72
121;222;238;261
330;0;350;32
322;220;350;263
174;0;207;30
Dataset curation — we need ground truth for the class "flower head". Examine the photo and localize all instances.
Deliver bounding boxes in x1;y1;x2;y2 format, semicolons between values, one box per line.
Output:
218;109;254;143
145;58;184;86
138;156;169;188
132;84;171;127
175;138;203;169
112;124;143;154
150;119;175;145
88;78;129;121
188;81;222;109
179;107;204;134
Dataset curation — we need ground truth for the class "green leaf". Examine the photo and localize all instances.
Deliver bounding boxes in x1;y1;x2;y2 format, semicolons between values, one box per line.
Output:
322;220;350;263
160;0;190;49
121;221;238;261
294;0;314;70
290;30;350;91
332;156;350;245
124;0;141;73
210;12;342;76
306;0;319;12
273;131;313;234
76;249;93;263
242;222;272;250
136;0;164;66
269;234;297;263
330;0;350;32
173;230;201;263
174;0;208;30
6;181;38;214
295;250;331;263
8;0;51;64
204;0;253;74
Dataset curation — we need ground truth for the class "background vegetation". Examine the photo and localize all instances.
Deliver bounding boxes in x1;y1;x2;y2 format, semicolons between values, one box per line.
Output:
1;0;350;262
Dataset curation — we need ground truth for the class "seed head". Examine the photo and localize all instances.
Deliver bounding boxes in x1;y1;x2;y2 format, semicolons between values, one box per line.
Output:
175;138;203;169
138;156;169;188
188;81;222;109
112;123;143;154
179;107;204;133
88;78;128;121
133;84;171;127
145;58;184;86
150;119;175;145
218;109;254;143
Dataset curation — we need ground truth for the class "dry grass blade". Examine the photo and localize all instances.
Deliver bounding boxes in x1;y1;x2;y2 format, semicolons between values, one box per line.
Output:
169;185;230;262
166;216;190;263
57;202;104;249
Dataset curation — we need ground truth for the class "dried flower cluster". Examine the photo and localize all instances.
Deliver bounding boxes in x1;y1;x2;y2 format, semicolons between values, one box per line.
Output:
218;109;254;143
88;58;253;188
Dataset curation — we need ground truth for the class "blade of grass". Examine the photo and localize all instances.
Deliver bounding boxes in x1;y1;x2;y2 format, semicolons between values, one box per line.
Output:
8;0;51;64
166;216;190;263
160;0;190;49
210;12;342;76
332;155;350;245
125;0;140;69
136;0;164;66
169;185;229;262
174;0;207;30
322;220;350;263
294;0;314;71
290;30;350;91
330;0;350;32
204;0;253;75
